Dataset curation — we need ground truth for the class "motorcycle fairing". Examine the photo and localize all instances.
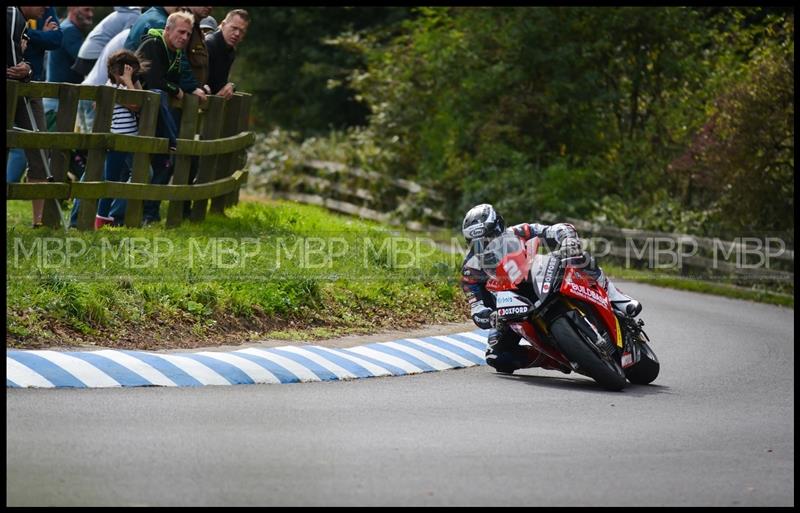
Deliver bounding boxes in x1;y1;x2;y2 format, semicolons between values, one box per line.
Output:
560;266;622;347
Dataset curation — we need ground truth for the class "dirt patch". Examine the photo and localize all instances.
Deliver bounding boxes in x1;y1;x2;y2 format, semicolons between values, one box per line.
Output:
164;320;479;353
8;306;474;353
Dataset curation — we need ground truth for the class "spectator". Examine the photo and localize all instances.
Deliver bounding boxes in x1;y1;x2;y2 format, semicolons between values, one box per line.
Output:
70;49;145;229
81;28;130;88
72;6;141;78
44;6;94;131
7;6;49;227
124;6;178;52
168;7;214;220
199;15;217;37
136;10;203;224
7;6;61;186
187;6;212;90
72;6;141;133
125;6;202;96
206;8;249;99
79;28;134;188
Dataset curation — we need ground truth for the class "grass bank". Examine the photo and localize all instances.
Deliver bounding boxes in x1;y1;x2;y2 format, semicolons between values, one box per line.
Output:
6;198;467;349
602;263;793;308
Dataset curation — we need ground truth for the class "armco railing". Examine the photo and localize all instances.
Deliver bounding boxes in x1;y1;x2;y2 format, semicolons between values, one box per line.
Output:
6;80;254;230
540;213;794;284
248;158;448;232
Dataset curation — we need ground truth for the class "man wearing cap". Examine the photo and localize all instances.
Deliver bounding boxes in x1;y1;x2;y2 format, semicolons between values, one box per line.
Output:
199;15;217;37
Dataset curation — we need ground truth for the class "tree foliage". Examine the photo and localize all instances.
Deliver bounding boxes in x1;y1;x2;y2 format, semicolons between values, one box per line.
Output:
234;7;410;136
238;7;793;238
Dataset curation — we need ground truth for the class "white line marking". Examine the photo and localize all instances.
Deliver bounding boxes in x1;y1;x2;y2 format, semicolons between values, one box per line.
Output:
151;354;231;385
433;335;487;359
456;331;490;344
276;346;358;380
196;351;282;384
33;350;120;388
403;338;478;367
382;341;452;370
313;347;393;377
7;357;55;388
346;346;424;374
93;350;177;387
237;348;322;382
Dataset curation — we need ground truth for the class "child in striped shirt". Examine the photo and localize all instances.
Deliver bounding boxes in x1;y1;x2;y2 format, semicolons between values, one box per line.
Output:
69;49;146;229
96;49;144;228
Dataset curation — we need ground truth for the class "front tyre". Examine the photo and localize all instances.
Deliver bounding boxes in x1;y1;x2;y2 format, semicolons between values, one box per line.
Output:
550;316;627;391
625;340;660;385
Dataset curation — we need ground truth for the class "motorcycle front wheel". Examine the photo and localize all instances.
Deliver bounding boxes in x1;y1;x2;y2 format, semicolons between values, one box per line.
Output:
625;340;660;385
550;316;627;391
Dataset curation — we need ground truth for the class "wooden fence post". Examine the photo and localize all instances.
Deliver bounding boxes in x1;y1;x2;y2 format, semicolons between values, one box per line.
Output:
210;94;243;214
6;80;19;131
166;94;199;227
190;95;225;222
227;93;252;208
42;84;79;228
77;86;115;231
124;91;160;228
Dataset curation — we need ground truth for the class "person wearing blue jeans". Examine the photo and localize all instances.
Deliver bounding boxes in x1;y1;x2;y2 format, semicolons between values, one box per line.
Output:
70;49;144;229
136;13;210;224
132;88;179;224
6;149;27;183
69;150;135;228
73;89;175;226
106;153;173;225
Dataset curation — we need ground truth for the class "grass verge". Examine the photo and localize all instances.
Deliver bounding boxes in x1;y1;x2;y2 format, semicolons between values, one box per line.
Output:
6;198;467;349
602;264;794;308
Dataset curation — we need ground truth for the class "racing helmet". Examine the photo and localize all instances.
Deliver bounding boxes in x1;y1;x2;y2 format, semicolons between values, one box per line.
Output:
461;203;505;253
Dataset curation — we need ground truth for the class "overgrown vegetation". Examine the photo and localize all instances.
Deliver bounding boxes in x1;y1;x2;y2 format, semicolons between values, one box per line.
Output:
237;7;793;242
6;199;465;349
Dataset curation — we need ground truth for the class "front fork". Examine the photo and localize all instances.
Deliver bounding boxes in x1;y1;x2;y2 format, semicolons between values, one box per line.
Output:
618;315;650;368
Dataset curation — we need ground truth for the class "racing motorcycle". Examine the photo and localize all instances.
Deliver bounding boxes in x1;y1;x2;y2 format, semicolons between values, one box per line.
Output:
480;232;659;391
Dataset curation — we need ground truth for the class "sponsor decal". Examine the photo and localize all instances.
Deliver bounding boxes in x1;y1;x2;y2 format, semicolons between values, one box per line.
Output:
498;306;528;317
542;282;550;294
465;225;486;238
568;282;609;307
544;257;557;284
621;352;633;368
496;294;515;305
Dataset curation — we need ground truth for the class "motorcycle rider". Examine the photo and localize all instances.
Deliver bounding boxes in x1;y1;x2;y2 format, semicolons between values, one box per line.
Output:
461;203;642;373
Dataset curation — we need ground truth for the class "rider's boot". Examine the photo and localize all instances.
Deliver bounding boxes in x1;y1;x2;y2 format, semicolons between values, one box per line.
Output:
591;267;642;317
605;278;642;317
486;326;537;373
486;326;570;374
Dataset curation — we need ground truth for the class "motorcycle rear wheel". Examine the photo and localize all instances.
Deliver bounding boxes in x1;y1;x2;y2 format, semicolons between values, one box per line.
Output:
551;316;627;391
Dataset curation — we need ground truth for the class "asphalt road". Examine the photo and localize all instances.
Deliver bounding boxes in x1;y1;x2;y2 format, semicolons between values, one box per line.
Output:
6;281;794;506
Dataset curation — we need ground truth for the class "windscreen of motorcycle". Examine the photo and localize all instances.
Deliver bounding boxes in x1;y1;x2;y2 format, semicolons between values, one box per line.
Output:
479;233;528;285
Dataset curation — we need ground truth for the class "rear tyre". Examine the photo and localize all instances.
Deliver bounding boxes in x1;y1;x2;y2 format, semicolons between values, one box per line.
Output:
550;316;627;391
625;341;660;385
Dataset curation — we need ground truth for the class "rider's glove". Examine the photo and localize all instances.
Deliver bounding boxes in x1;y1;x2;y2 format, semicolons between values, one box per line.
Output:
561;238;583;259
470;302;493;329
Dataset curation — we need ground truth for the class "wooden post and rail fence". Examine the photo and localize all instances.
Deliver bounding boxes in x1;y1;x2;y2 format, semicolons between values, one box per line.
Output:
247;158;450;232
6;80;254;230
248;158;794;285
538;214;795;285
